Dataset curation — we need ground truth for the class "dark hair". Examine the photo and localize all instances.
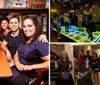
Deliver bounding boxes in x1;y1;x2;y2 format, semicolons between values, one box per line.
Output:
93;52;98;58
53;14;58;18
1;17;9;23
22;16;42;44
0;17;9;41
86;50;90;54
0;28;4;41
59;51;72;72
9;15;20;23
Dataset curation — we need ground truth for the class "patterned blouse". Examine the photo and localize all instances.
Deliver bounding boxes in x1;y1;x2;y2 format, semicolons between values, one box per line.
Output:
58;60;72;73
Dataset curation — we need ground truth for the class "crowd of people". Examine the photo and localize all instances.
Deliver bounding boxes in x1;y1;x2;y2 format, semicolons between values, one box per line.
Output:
53;49;100;85
74;50;100;85
51;6;97;40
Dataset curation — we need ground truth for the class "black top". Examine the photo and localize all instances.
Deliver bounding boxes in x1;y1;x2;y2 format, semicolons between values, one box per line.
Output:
17;40;49;77
87;21;96;32
91;58;99;69
84;54;92;65
4;29;23;58
58;60;72;73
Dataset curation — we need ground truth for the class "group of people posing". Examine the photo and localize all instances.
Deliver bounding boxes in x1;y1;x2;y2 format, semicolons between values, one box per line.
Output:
0;15;49;85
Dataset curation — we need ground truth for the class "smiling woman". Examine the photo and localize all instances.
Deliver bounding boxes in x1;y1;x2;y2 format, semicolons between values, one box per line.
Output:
22;19;36;38
54;50;74;85
0;17;10;41
22;16;42;43
11;16;49;85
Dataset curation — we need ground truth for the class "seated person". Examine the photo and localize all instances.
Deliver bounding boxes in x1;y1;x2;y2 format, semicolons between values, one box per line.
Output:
1;16;48;63
0;17;10;46
7;16;49;85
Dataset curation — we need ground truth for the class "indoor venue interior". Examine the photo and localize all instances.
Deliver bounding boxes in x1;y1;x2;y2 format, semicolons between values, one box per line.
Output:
51;0;100;42
51;44;100;85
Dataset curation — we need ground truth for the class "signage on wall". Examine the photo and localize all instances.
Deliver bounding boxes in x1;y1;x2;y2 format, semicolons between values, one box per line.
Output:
28;0;46;8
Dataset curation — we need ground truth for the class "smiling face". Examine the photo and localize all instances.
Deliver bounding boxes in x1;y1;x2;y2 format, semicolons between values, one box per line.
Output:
9;18;19;32
1;20;9;30
61;51;68;62
62;53;68;59
23;19;36;38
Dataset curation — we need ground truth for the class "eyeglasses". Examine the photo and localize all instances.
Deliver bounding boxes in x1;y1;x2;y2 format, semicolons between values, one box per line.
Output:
22;24;35;29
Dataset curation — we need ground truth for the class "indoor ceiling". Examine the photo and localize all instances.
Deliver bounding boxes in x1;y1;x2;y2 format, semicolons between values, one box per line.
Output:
73;44;100;49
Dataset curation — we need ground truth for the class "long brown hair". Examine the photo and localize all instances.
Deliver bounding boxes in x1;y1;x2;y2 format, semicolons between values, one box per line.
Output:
93;52;98;58
60;51;70;63
22;16;42;44
0;28;4;41
0;17;9;41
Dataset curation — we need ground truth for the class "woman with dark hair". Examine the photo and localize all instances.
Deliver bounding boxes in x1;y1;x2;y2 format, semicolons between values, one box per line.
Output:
92;52;99;84
55;51;74;85
9;16;49;85
0;17;10;41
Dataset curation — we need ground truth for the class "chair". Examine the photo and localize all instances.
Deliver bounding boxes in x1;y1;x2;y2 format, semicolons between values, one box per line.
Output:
36;69;48;85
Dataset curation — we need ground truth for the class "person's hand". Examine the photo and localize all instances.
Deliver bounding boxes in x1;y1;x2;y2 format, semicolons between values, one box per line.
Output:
15;62;24;71
6;51;13;62
23;65;33;71
55;61;58;68
54;56;57;61
38;34;48;43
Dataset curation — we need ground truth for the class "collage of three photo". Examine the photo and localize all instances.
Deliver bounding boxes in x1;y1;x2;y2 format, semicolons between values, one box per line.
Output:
0;0;100;85
50;0;100;85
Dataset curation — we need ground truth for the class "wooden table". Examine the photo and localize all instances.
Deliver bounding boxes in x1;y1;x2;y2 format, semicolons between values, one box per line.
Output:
0;48;13;78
